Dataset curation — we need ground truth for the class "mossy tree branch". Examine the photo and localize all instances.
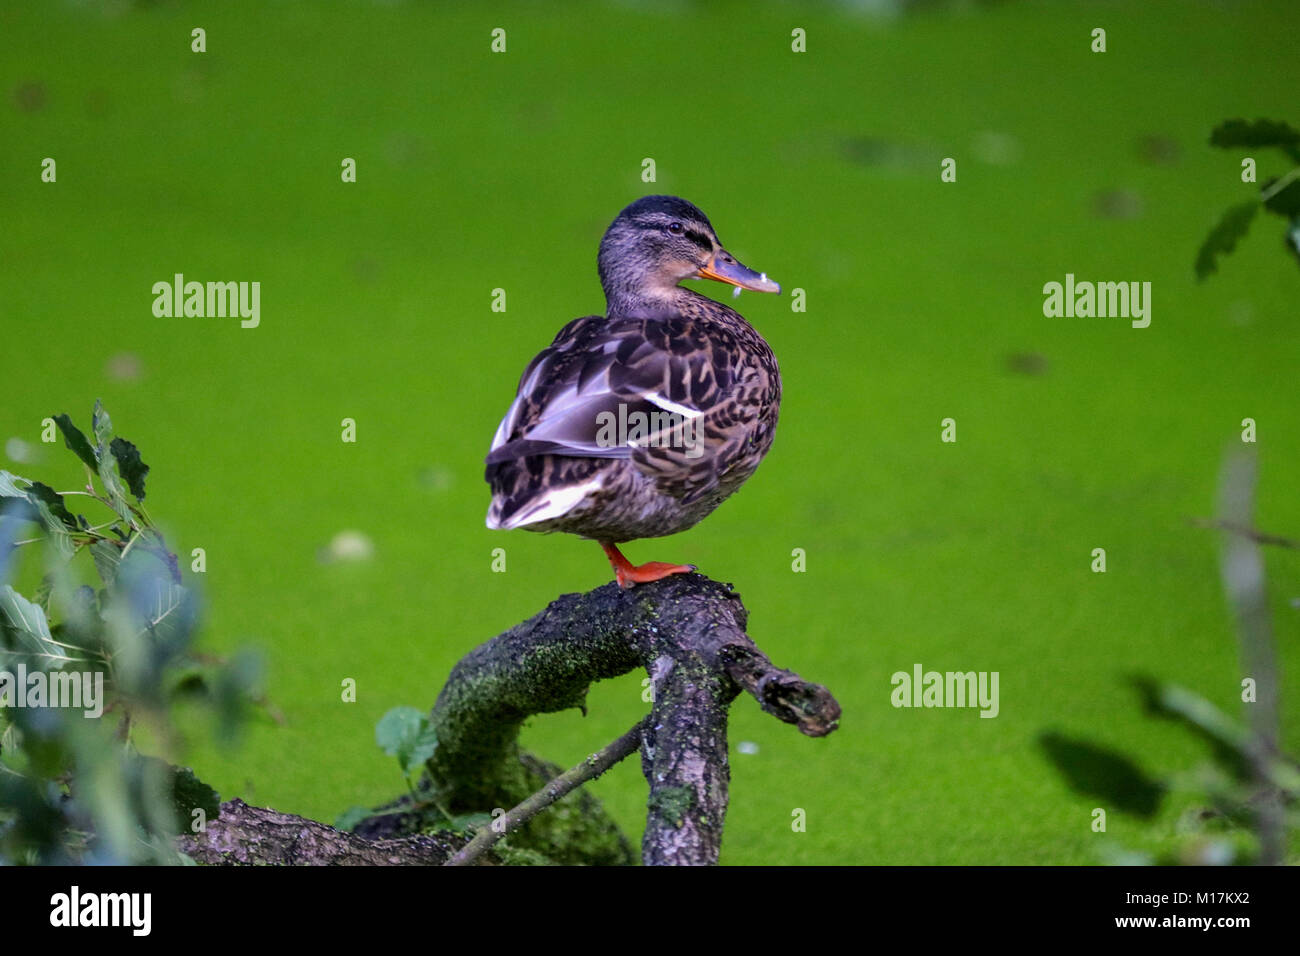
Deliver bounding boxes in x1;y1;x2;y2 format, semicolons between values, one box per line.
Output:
180;573;840;866
417;573;841;866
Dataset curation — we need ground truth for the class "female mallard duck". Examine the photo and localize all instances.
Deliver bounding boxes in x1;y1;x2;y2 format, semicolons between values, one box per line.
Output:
485;195;781;587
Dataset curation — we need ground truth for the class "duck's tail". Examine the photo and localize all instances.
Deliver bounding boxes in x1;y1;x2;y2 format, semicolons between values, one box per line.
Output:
485;468;605;531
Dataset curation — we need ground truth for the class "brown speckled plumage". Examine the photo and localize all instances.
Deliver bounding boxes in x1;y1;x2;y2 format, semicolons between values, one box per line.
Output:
485;195;781;553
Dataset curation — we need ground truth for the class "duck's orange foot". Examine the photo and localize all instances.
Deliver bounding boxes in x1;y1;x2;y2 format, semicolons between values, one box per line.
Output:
600;542;696;589
614;560;697;589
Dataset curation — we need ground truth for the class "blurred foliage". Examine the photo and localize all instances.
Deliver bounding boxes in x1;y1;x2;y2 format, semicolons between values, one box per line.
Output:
1042;678;1300;864
1041;451;1299;865
1196;118;1300;278
0;402;261;864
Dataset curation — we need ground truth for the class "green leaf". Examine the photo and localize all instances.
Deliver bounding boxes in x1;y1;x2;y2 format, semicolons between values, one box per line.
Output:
108;438;149;501
87;403;133;521
90;400;114;455
21;484;78;559
96;460;132;526
0;474;75;559
0;471;32;503
102;551;198;700
1039;731;1163;817
89;540;122;587
0;585;73;667
25;483;76;530
1209;118;1300;150
375;706;421;753
375;706;438;776
1195;202;1258;280
118;550;198;647
52;414;98;471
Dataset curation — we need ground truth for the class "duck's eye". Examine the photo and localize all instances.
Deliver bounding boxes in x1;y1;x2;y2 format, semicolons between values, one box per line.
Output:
667;222;684;235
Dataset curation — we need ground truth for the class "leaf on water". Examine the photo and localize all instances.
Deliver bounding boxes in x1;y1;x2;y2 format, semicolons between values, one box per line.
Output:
1195;202;1258;280
1038;731;1163;818
375;706;439;775
108;438;149;501
1209;118;1300;150
0;585;72;667
52;414;98;471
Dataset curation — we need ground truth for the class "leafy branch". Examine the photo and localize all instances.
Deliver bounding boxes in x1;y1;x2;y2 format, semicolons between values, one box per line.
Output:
0;402;260;864
1196;118;1300;279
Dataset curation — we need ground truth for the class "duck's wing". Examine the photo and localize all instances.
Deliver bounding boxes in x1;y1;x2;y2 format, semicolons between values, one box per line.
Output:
486;314;724;467
625;366;775;504
486;313;772;506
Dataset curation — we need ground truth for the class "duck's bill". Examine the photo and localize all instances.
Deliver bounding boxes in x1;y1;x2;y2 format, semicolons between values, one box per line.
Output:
694;252;781;294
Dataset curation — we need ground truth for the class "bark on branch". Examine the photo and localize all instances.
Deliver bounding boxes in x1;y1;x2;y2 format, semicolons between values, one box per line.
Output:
177;798;481;865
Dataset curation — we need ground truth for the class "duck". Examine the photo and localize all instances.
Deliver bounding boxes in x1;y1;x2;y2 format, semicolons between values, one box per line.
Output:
485;195;782;588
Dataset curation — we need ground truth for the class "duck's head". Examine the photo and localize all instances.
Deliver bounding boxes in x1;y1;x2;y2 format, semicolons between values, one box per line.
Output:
597;195;780;313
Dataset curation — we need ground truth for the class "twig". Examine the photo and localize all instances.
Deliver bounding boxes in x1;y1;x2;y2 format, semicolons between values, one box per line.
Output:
1260;166;1300;204
445;717;646;867
1187;516;1300;550
1215;452;1285;865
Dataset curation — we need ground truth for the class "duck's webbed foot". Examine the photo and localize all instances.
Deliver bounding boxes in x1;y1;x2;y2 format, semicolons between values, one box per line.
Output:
600;541;697;589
